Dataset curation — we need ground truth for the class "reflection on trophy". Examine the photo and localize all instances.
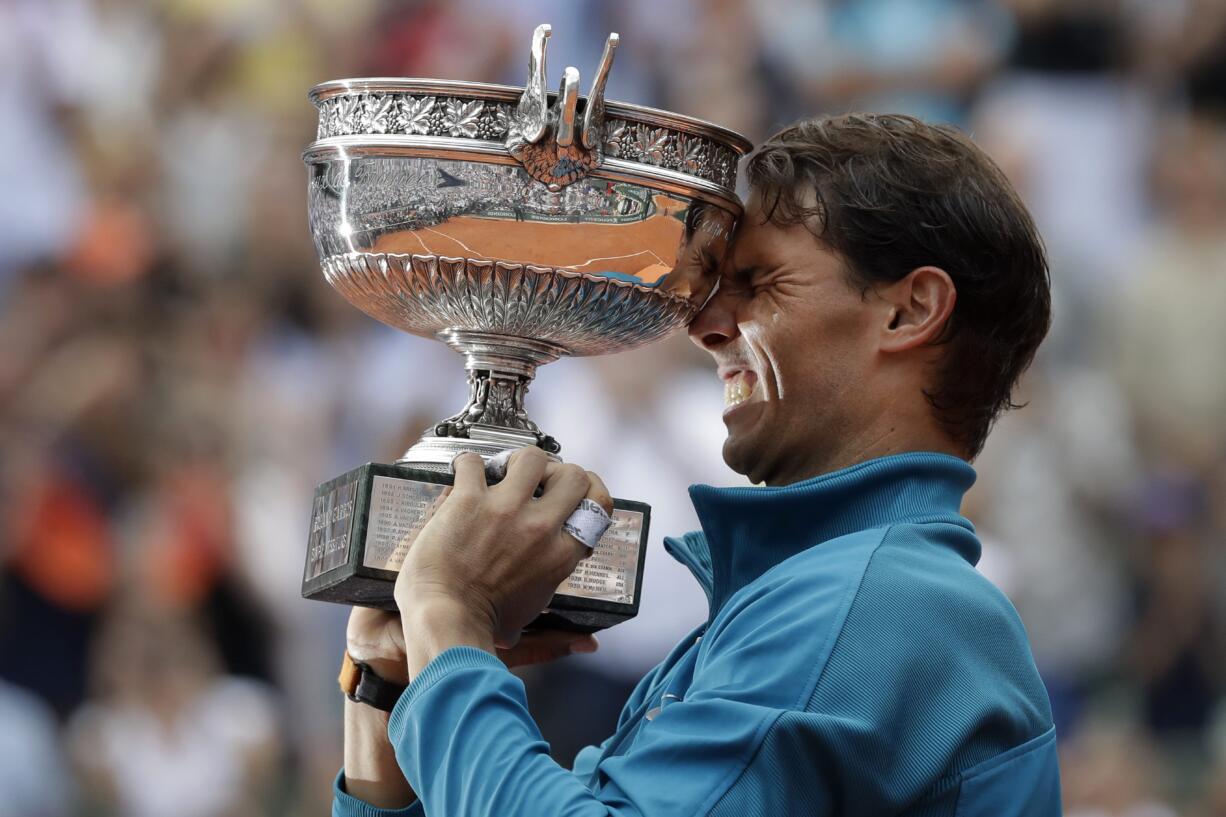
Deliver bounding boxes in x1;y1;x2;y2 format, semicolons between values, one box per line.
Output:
301;25;751;631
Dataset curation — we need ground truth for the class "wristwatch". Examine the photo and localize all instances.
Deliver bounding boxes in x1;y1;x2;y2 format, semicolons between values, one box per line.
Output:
338;652;407;712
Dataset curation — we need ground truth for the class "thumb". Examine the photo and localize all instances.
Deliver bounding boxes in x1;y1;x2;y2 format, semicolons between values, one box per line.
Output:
498;630;599;669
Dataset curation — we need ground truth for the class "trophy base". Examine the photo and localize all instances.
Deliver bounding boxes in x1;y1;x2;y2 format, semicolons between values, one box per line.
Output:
302;462;650;633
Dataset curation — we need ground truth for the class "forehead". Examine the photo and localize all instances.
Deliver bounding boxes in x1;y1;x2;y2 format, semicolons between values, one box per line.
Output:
727;196;834;272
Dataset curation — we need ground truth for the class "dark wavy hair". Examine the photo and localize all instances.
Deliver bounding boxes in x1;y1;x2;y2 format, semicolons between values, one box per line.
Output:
747;113;1051;457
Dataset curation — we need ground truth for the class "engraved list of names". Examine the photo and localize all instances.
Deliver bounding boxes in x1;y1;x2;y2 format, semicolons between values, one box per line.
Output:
558;509;642;605
363;475;641;606
363;476;448;572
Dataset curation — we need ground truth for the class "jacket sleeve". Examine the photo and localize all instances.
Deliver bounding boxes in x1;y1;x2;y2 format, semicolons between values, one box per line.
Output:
331;770;424;817
386;646;791;817
333;635;676;815
384;562;864;817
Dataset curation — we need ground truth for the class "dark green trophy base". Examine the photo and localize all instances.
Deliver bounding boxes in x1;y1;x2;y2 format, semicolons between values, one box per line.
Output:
302;462;650;633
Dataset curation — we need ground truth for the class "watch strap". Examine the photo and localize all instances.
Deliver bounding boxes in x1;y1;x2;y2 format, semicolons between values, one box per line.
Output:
339;652;407;712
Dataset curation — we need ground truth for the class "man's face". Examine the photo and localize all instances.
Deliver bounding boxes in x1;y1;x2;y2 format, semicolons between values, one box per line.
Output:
688;197;883;486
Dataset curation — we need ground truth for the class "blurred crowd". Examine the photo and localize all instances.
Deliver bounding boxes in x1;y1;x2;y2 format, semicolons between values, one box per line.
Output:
1;0;1224;814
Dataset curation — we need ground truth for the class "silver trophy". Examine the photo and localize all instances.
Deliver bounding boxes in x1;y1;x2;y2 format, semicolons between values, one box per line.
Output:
302;25;751;630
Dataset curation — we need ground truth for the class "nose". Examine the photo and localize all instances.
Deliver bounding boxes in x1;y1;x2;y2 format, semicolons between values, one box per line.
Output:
688;286;740;350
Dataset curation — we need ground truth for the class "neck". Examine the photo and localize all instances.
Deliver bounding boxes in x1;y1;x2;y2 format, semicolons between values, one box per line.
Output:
764;393;962;487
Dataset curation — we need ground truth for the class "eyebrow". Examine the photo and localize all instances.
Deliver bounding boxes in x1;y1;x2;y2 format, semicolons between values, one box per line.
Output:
724;257;761;283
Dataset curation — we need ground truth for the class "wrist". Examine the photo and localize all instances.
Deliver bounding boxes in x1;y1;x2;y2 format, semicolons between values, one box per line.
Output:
342;699;416;809
402;595;497;680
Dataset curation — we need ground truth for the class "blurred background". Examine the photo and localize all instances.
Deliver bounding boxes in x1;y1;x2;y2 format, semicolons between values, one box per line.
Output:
1;0;1224;814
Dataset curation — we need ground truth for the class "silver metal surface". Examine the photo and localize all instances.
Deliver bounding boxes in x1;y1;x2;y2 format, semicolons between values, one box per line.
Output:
307;82;753;169
582;35;619;150
304;24;750;466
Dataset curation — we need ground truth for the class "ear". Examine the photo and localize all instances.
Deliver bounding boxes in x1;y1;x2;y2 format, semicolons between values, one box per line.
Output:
877;266;956;354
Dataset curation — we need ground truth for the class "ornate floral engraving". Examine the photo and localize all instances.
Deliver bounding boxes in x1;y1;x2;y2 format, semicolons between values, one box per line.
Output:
333;95;360;136
603;120;632;158
475;104;511;140
313;93;745;190
401;95;437;135
444;99;484;138
680;135;711;177
634;127;670;165
360;93;399;134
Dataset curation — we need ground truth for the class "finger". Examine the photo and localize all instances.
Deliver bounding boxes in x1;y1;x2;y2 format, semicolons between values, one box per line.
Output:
536;462;592;522
347;606;400;629
584;471;614;515
450;452;488;495
495;446;550;501
346;607;405;660
483;449;514;482
497;630;599;669
346;606;399;643
556;471;614;559
423;485;452;523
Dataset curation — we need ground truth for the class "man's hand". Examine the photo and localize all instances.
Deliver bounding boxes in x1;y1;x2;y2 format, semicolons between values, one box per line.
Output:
393;447;613;676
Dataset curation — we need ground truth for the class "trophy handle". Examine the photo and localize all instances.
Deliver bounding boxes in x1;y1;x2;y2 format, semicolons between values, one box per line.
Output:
506;26;613;190
515;23;552;146
582;33;619;150
555;67;581;148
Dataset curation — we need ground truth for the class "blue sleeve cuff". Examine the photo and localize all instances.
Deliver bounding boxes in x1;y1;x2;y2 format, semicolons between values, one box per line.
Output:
388;646;507;741
332;770;424;817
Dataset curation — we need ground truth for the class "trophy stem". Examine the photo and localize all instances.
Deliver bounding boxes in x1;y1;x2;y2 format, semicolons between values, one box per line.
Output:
397;330;566;469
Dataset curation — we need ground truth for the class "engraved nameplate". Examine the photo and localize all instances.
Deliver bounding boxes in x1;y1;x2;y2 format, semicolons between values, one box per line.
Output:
361;474;641;605
304;475;359;582
363;476;449;571
558;509;642;605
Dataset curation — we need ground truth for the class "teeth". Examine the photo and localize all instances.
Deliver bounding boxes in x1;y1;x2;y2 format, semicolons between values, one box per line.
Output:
724;373;752;407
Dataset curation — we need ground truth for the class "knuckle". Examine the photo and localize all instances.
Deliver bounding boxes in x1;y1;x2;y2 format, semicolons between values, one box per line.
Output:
452;451;482;470
561;463;589;485
586;477;614;513
511;445;545;464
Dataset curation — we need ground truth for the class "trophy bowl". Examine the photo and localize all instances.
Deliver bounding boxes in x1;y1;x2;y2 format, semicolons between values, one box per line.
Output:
301;25;752;630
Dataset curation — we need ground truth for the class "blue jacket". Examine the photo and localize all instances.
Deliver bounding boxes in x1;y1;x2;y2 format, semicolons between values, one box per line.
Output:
335;453;1061;816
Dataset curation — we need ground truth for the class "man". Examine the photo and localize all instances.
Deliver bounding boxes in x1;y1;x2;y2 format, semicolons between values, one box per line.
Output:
333;113;1060;816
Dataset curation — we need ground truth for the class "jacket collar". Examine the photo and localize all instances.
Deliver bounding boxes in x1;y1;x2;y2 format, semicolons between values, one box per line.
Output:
664;452;979;617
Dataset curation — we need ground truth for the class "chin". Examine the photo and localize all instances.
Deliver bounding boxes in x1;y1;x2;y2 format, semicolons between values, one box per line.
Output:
722;400;775;481
722;432;766;484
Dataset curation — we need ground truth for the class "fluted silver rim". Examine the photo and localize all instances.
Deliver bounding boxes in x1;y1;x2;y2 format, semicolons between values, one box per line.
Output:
320;252;699;357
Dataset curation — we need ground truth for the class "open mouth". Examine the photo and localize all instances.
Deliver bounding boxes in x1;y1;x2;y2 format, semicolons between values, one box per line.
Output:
722;368;758;411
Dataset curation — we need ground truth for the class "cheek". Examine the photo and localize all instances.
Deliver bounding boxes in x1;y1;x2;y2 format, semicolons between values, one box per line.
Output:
760;303;872;402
